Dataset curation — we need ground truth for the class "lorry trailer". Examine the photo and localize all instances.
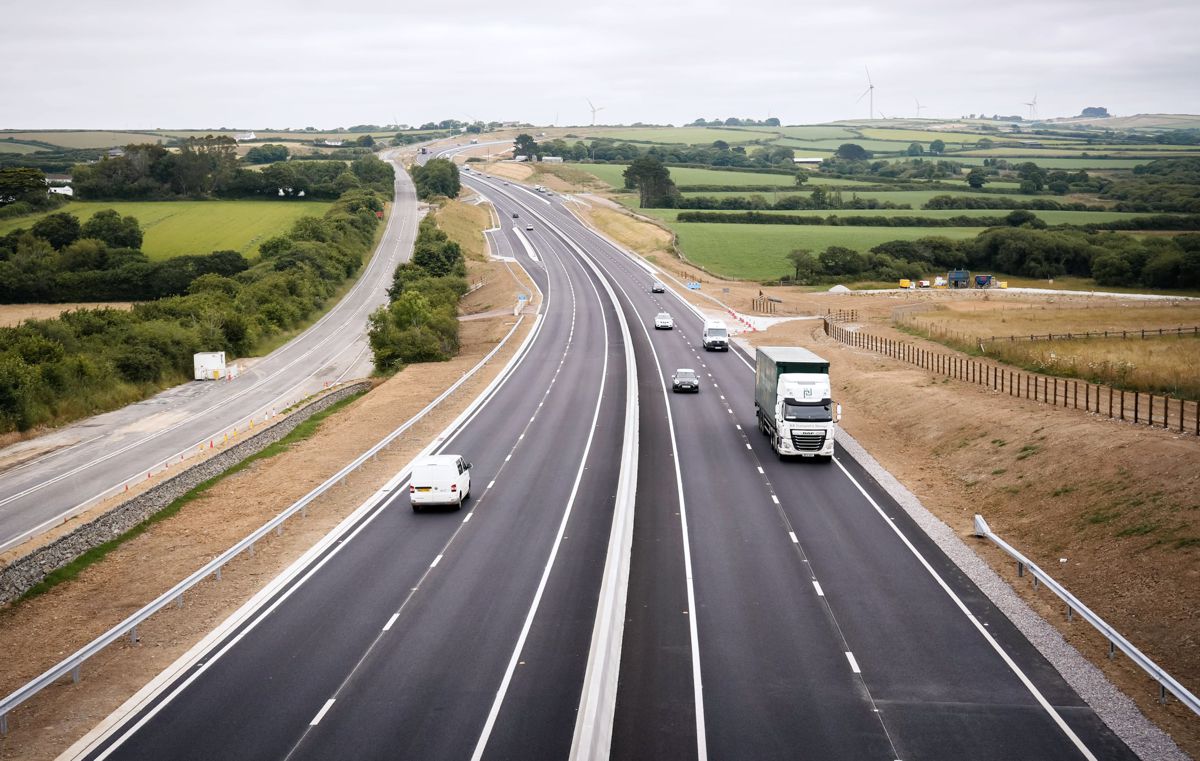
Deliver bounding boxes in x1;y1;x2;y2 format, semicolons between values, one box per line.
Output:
754;346;840;461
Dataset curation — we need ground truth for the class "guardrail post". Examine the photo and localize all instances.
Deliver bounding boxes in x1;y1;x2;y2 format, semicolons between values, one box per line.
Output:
276;523;284;537
1161;684;1169;704
176;594;184;609
214;567;222;581
1067;605;1074;622
1018;561;1025;578
72;665;80;684
129;626;137;645
1109;641;1116;659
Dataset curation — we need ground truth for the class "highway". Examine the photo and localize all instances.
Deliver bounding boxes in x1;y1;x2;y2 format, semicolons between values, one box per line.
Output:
65;159;1139;760
0;150;419;554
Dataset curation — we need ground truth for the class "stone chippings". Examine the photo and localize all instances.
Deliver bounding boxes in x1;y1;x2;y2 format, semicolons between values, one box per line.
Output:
0;382;371;606
835;429;1187;761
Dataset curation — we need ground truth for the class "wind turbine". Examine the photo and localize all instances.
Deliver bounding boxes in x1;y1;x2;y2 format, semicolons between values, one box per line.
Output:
856;67;875;121
1023;94;1038;120
587;98;605;126
914;97;927;119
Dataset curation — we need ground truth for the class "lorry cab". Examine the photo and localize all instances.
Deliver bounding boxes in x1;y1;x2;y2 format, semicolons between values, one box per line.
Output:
410;455;472;512
702;320;729;351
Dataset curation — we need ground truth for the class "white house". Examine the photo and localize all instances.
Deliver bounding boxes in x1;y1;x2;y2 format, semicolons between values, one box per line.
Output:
793;157;824;164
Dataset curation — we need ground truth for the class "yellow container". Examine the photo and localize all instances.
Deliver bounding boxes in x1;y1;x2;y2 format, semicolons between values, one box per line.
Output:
899;278;911;289
999;281;1008;289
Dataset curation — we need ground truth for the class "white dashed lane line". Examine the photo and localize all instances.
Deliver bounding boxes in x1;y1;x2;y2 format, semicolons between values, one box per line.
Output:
310;699;336;726
383;613;399;631
845;652;861;674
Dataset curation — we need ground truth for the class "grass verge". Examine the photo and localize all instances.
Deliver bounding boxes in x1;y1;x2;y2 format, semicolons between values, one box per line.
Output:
15;389;367;604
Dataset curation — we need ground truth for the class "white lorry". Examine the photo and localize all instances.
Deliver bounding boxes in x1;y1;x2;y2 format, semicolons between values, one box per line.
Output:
754;347;840;461
702;319;729;351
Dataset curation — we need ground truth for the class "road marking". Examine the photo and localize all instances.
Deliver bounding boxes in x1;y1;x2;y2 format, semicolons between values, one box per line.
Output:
789;531;798;544
745;443;752;450
770;495;779;504
757;466;764;474
505;454;511;462
845;652;861;674
488;480;495;489
463;513;473;523
834;459;1099;761
431;554;443;568
383;613;399;631
719;394;725;400
735;424;741;431
310;699;336;726
813;581;825;597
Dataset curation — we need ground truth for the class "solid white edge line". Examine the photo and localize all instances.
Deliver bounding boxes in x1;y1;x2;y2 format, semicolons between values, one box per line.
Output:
64;259;549;761
845;652;861;674
471;221;630;761
833;459;1099;761
584;264;709;761
309;699;336;726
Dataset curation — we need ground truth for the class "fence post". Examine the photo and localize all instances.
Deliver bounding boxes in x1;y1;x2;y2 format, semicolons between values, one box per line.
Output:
1073;381;1077;409
1180;398;1185;433
1085;383;1089;412
1053;378;1057;406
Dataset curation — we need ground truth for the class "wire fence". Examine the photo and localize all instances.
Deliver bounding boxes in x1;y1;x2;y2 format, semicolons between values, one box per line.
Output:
824;318;1200;437
896;316;1200;346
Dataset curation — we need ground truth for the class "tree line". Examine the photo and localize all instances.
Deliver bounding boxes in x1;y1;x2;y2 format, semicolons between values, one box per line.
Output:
781;228;1200;290
0;186;387;433
71;139;394;200
369;213;466;370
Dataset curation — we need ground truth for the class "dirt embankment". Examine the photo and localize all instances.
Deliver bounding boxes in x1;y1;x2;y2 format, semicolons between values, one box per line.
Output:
0;200;534;760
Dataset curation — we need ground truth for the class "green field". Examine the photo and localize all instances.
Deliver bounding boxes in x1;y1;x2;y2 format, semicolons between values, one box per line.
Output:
0;200;333;260
579;127;764;144
660;221;986;280
858;127;999;143
774;137;913;153
0;131;169;149
949;156;1154;169
743;126;858;140
648;206;1148;225
955;146;1200;158
0;141;48;154
565;163;797;189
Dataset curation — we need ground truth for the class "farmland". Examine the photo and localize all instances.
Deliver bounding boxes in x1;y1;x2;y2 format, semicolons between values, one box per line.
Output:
0;200;333;260
564;163;796;189
578;127;764;144
0;131;169;149
646;205;1150;226
0;140;48;154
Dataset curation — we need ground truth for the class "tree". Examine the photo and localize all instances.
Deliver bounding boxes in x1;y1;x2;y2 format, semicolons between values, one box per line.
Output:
906;143;924;156
1080;107;1110;118
966;168;988;189
786;249;820;283
0;167;47;205
513;133;538;159
623;156;679;208
31;212;82;249
929;139;946;155
81;209;143;249
1091;253;1132;286
410;159;460;199
818;246;866;275
835;143;872;161
244;144;290;164
976;138;995;150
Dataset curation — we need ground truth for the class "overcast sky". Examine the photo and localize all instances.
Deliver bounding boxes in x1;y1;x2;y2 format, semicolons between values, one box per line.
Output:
3;0;1198;130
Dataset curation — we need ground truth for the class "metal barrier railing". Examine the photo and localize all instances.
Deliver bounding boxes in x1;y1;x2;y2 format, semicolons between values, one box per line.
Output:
0;315;528;735
974;514;1199;716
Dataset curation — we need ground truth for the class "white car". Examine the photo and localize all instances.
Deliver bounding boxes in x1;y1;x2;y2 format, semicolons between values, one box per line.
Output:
654;312;674;330
525;224;534;231
410;455;472;512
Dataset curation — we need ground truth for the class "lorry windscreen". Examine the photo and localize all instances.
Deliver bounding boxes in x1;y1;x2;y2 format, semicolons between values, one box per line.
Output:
783;401;832;422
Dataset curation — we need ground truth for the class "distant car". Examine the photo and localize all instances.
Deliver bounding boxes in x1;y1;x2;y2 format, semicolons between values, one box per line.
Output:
525;224;534;231
410;455;472;512
503;181;509;185
672;368;699;393
651;281;666;293
654;312;674;330
512;212;519;218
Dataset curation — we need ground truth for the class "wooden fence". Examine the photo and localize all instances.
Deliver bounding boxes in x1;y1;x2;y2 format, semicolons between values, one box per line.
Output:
823;319;1200;437
894;317;1200;347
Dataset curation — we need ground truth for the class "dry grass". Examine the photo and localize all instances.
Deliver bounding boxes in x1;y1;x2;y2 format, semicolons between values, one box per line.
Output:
902;301;1200;399
0;303;134;328
907;301;1200;339
436;198;493;262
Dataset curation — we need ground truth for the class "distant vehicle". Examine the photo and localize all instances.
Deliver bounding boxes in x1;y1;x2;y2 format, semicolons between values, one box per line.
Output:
651;281;666;293
917;279;931;288
975;274;996;288
525;224;534;231
672;368;699;393
755;346;839;462
419;147;428;154
512;212;519;218
410;455;472;511
702;319;728;351
503;181;509;185
654;312;674;330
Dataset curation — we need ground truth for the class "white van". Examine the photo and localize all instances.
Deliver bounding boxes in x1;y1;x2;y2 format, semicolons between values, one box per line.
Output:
702;319;729;351
410;455;472;511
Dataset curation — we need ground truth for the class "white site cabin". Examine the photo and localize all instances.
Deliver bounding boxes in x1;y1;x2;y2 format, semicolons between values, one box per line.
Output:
194;352;227;380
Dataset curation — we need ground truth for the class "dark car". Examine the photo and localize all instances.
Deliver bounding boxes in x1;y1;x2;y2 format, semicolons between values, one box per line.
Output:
512;212;519;218
651;281;666;293
672;368;699;393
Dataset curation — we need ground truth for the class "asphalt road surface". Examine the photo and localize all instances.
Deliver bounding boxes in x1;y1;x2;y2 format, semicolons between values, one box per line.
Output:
67;161;1138;760
0;151;418;554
